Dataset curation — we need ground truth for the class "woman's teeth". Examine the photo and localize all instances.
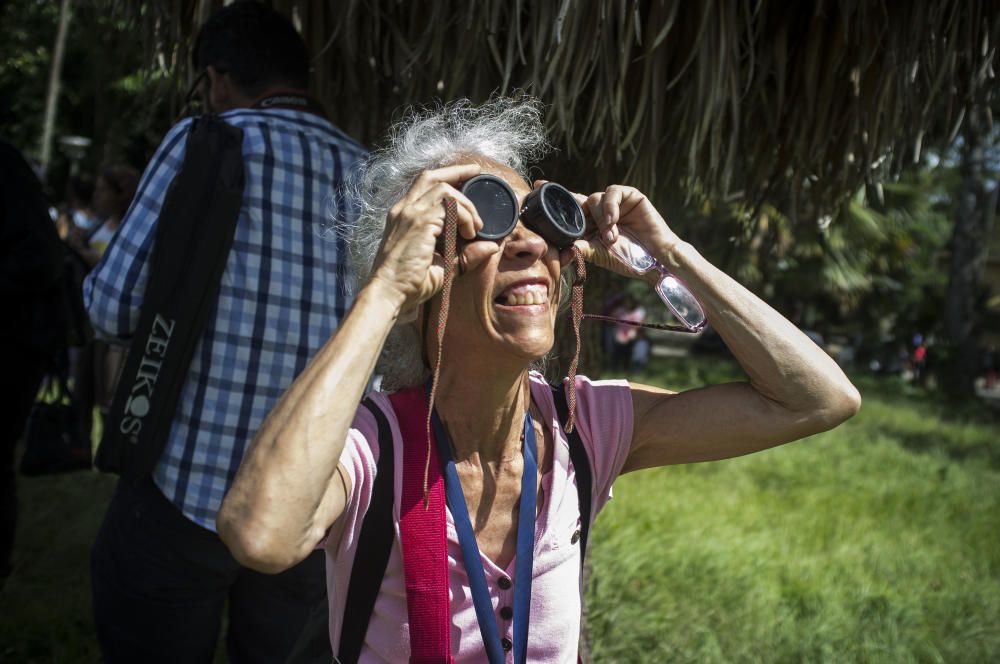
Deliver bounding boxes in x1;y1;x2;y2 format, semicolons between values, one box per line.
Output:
503;286;548;306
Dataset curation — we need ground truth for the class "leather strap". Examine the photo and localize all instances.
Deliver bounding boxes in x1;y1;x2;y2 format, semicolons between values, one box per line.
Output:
252;89;328;119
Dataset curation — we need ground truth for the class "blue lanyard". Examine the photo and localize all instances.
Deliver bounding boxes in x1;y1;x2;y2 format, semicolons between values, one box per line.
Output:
430;407;537;664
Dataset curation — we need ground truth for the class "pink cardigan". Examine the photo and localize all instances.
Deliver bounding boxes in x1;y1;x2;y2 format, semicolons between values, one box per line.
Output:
325;372;634;662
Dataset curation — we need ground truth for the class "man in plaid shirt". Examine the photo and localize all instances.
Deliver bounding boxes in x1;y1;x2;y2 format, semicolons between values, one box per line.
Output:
84;4;366;661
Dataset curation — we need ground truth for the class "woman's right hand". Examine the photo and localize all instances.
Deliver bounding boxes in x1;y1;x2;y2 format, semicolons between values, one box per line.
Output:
368;164;492;320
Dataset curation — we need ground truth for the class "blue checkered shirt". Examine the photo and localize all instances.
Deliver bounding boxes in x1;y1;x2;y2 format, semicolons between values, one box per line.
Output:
85;108;367;530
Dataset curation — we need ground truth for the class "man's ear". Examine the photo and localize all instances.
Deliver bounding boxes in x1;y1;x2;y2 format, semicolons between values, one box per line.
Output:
206;65;233;112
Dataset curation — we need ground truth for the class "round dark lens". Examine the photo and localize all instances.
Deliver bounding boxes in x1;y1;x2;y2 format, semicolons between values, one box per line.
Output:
520;182;585;248
462;175;518;241
541;184;585;237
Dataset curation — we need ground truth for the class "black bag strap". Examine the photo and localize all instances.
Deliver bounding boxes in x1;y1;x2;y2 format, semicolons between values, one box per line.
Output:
336;396;395;664
551;382;593;564
95;115;245;477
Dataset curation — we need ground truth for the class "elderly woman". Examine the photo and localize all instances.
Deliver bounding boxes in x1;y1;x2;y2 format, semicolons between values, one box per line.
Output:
217;98;860;662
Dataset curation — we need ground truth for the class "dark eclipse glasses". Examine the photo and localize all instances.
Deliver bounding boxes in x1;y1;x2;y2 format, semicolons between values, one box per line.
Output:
461;174;586;248
459;173;708;333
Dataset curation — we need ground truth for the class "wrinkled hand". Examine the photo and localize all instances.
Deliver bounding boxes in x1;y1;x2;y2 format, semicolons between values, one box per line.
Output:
371;164;499;320
536;182;682;278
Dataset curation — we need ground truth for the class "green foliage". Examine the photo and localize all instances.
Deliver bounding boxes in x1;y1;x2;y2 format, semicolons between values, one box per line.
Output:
849;170;955;344
0;0;180;191
586;356;1000;662
0;0;59;152
631;154;957;346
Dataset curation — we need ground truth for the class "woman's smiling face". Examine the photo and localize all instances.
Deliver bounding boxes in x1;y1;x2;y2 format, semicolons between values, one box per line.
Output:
433;158;562;367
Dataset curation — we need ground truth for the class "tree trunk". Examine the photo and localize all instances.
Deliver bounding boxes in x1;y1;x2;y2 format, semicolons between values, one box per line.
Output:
39;0;73;179
941;104;997;398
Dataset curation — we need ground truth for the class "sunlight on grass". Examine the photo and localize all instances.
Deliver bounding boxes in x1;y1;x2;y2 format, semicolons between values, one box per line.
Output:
586;356;1000;662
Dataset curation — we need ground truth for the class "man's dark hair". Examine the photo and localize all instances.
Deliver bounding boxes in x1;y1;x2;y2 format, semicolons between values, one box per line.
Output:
192;1;309;95
67;174;95;205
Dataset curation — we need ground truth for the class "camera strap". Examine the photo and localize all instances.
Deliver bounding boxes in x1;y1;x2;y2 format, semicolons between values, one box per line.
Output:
252;89;328;119
431;402;537;664
95;115;244;478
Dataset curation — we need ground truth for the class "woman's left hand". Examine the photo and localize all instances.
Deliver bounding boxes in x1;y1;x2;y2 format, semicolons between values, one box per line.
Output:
536;181;682;273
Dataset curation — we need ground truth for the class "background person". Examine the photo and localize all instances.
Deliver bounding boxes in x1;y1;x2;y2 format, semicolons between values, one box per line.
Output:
217;98;861;661
610;293;646;372
630;327;652;373
66;163;139;452
86;165;138;256
66;163;138;266
55;174;99;240
83;3;367;662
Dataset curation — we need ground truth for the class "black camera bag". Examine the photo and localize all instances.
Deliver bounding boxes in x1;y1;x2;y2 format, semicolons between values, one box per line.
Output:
95;115;244;478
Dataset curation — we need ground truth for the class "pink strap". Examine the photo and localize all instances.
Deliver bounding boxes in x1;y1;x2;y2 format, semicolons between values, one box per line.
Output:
389;387;454;664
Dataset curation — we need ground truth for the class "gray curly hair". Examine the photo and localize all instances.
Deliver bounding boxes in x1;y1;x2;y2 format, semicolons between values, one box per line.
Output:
343;97;552;391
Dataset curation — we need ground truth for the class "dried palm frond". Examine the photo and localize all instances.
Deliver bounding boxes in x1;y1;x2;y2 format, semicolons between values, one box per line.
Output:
128;0;998;221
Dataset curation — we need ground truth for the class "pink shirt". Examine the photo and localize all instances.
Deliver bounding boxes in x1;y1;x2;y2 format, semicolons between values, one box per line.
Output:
325;372;634;662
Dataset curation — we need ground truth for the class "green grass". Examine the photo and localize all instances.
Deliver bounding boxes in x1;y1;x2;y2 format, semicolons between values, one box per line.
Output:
1;468;114;662
2;356;998;662
586;356;1000;663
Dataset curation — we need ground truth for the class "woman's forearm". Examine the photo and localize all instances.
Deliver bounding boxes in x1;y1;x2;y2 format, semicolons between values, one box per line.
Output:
220;163;485;571
659;240;860;422
217;277;404;571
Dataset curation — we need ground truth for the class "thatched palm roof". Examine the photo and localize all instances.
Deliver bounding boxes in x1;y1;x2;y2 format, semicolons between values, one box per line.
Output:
134;0;997;218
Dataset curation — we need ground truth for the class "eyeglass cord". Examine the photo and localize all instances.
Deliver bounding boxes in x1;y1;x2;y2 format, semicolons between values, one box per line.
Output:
423;198;459;508
422;198;585;505
565;247;586;433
